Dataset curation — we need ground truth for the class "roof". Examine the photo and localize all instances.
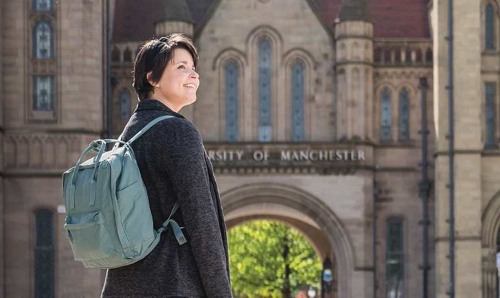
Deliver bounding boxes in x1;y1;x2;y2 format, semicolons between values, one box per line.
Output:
112;0;430;42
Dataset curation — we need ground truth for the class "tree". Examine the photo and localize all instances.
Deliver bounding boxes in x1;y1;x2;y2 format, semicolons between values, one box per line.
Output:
228;220;321;298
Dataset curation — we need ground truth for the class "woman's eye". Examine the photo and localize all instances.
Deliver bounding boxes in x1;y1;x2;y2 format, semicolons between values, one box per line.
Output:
178;65;185;69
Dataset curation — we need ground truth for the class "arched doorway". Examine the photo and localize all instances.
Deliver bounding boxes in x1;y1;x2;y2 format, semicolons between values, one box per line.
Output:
221;183;355;298
481;190;500;298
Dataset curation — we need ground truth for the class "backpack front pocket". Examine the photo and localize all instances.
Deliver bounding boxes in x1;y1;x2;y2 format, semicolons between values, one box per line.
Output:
64;212;117;261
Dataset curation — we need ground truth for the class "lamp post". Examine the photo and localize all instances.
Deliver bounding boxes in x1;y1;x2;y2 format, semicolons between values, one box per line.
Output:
496;252;500;298
321;257;333;298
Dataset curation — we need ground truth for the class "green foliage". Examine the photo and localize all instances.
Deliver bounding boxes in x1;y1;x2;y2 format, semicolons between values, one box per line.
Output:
228;220;321;298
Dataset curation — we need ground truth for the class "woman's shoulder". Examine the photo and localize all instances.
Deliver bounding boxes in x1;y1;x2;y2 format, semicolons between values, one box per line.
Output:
159;116;199;137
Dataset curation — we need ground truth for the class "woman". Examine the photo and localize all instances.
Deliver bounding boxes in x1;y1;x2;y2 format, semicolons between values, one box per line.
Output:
101;34;233;297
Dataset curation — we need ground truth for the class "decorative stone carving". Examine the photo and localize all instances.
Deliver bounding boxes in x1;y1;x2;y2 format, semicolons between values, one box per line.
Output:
3;133;95;173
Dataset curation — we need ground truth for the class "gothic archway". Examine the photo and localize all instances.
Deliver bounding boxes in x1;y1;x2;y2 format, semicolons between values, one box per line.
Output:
481;189;500;298
221;183;355;298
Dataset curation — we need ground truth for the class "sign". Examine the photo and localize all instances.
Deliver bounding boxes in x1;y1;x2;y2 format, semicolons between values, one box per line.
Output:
323;268;333;282
204;143;368;173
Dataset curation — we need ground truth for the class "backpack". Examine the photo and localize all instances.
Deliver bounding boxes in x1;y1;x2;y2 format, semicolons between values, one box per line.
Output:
62;115;186;269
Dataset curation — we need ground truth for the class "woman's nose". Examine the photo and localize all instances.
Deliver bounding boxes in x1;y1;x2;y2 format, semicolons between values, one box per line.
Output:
190;70;199;79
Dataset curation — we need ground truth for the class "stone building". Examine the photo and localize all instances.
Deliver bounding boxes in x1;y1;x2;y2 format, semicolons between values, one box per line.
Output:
0;0;499;297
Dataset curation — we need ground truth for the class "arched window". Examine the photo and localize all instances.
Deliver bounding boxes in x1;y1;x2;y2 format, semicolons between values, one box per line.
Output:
225;61;239;142
394;48;402;63
258;38;272;142
415;49;423;63
112;47;120;62
33;21;54;59
380;88;392;141
485;82;496;148
123;48;132;62
399;88;410;141
34;209;55;298
404;48;412;64
386;218;404;298
486;3;496;50
33;76;54;111
33;0;52;11
119;88;131;121
425;48;433;63
291;60;305;141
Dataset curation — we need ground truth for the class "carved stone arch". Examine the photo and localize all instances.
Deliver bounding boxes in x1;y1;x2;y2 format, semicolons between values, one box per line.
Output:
4;135;16;168
282;48;315;70
112;46;120;62
212;48;247;70
397;84;417;98
221;183;355;298
246;25;283;54
18;136;30;167
55;136;69;167
123;47;132;62
481;190;500;297
352;41;361;60
44;136;56;166
31;136;43;168
482;0;500;14
339;42;347;61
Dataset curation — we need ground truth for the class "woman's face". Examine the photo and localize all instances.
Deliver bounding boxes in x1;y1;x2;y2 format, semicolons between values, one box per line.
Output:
151;48;199;112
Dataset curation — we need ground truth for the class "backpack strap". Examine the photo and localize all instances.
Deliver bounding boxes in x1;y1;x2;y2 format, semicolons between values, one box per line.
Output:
124;115;186;245
126;115;174;145
157;202;187;245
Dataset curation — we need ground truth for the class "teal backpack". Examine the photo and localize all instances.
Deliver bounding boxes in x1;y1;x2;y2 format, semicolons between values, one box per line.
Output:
62;115;186;269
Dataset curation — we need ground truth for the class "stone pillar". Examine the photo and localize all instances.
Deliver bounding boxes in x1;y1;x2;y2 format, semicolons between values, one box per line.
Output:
433;1;482;298
334;21;373;141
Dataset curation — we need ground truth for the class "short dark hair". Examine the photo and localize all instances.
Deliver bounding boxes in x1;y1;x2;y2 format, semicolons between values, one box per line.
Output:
132;33;198;100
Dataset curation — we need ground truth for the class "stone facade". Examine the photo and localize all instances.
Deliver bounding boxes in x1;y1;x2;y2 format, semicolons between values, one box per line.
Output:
3;0;499;297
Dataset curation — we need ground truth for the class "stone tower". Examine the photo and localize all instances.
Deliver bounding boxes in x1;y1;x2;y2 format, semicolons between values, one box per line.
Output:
1;0;107;296
432;0;483;298
156;0;194;38
335;0;373;141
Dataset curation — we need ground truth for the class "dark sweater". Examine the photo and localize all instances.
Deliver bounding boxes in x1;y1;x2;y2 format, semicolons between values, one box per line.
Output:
101;99;232;298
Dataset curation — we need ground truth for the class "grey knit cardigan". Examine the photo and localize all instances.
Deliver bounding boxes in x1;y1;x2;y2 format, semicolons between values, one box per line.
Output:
101;99;232;298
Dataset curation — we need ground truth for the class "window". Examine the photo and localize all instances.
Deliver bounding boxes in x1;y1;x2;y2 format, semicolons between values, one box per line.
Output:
291;60;305;141
33;0;52;11
123;48;132;62
486;3;496;50
380;88;392;141
34;209;55;298
119;89;131;121
399;88;410;141
225;61;239;142
33;76;54;112
33;21;53;59
30;0;57;121
485;82;496;148
386;218;404;298
258;38;272;142
112;47;120;62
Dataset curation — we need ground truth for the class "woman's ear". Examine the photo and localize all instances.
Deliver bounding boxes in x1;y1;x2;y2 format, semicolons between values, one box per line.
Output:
147;72;159;88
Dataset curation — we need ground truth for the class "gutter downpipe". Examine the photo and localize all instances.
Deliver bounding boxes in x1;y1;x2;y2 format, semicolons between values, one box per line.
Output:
104;0;113;138
373;178;378;298
447;0;456;296
419;77;430;298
